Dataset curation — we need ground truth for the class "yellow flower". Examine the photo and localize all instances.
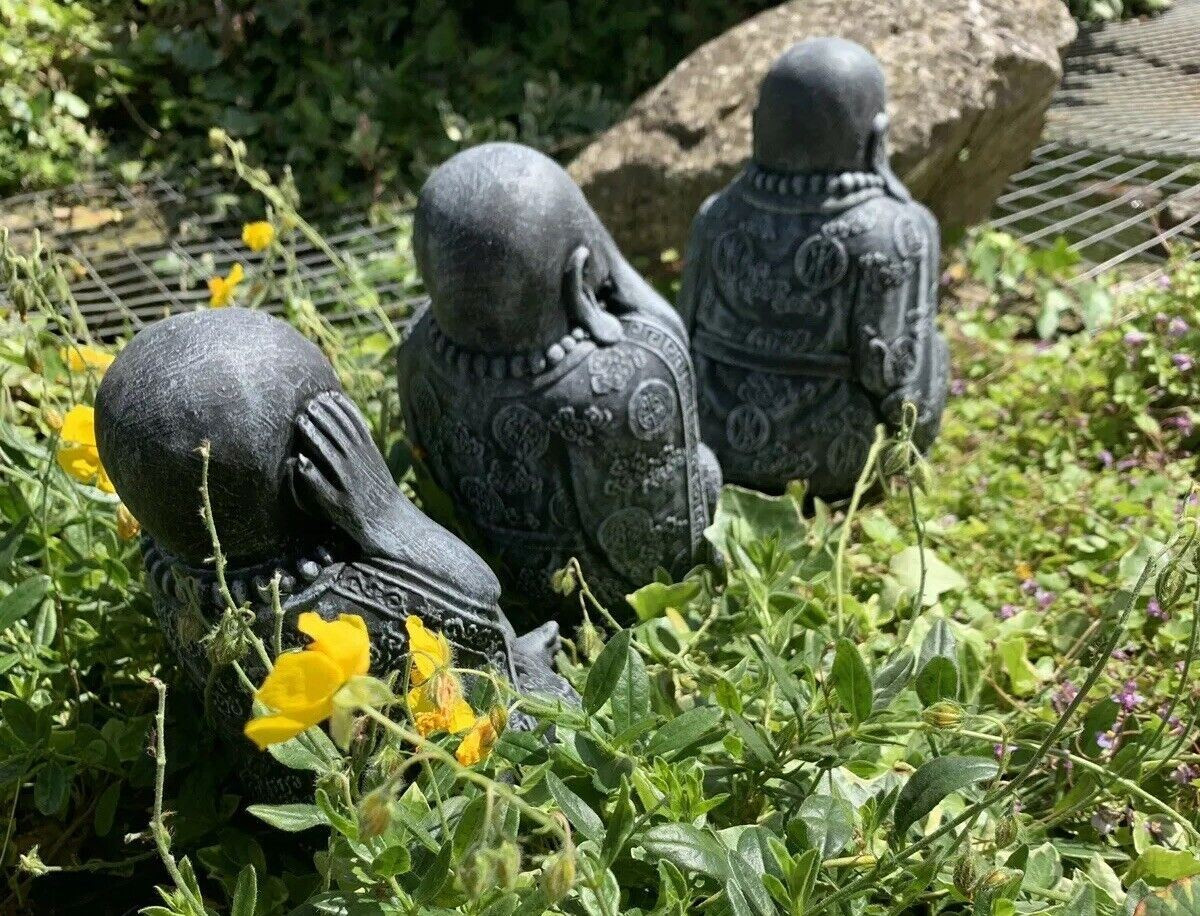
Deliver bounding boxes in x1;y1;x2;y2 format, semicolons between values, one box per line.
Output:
116;503;141;540
242;221;275;252
456;707;506;766
243;612;370;749
57;405;114;493
60;345;115;374
208;263;245;308
405;615;474;737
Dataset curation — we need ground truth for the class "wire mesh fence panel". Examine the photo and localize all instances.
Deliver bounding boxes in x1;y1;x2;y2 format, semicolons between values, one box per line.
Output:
993;0;1200;285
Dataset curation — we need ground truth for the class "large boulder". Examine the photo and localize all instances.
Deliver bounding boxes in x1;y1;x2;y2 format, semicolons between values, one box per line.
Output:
570;0;1076;262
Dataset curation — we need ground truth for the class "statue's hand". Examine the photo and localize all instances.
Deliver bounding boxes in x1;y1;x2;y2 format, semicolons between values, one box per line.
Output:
289;390;406;556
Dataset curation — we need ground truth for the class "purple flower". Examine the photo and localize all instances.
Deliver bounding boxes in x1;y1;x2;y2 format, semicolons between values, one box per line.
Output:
950;378;966;396
1111;646;1129;661
1173;353;1193;372
1147;599;1168;621
993;742;1015;758
1091;808;1117;834
1035;588;1056;610
1099;450;1114;468
1096;730;1117;751
1021;578;1038;595
1053;680;1079;714
1117;457;1139;471
1156;312;1171;327
999;603;1018;621
1158;275;1172;290
1115;680;1144;712
1173;764;1197;785
1125;330;1149;347
1172;414;1194;436
1169;318;1190;338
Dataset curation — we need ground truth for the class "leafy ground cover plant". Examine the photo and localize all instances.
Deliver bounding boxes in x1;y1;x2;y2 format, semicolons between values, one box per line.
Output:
2;174;1200;914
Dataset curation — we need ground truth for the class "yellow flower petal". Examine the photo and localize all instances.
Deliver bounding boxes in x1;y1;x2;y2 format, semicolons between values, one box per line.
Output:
208;263;245;308
96;465;116;494
228;262;245;285
60;405;97;447
298;612;370;680
406;615;450;686
244;714;310;749
255;650;343;725
456;715;499;766
60;345;115;373
446;697;475;734
242;221;275;252
57;444;101;483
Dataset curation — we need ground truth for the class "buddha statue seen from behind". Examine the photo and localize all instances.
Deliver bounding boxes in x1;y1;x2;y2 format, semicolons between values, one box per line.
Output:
680;38;949;499
397;143;719;628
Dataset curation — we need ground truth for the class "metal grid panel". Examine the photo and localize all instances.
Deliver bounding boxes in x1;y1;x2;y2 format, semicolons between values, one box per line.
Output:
0;168;418;338
993;0;1200;282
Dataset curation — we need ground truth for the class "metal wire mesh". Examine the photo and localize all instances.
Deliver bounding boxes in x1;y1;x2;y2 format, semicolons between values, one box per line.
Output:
0;167;418;338
994;0;1200;283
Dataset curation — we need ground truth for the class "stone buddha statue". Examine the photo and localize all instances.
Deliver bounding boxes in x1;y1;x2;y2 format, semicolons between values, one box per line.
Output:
396;143;719;628
679;38;949;498
95;307;571;791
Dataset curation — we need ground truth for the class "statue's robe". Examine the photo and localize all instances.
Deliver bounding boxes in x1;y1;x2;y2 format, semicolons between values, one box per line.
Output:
398;308;712;627
680;169;949;498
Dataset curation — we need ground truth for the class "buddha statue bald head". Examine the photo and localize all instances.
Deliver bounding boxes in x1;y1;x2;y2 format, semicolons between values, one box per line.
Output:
414;142;625;354
95;308;339;567
753;37;887;175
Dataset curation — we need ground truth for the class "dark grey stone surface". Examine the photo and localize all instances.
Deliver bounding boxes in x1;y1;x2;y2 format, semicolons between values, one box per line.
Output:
680;39;949;499
397;143;717;628
95;308;573;792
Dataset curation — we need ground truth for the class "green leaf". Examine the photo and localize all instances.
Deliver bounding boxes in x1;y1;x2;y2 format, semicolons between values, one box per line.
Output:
646;706;722;758
415;841;452;903
266;729;340;773
231;865;257;916
998;636;1041;697
796;795;855;857
0;575;50;633
1062;883;1097;916
915;656;958;706
1127;848;1200;885
625;580;701;621
2;698;43;747
704;485;807;559
831;638;873;726
545;772;604;846
894;756;999;837
1134;875;1200;915
34;760;68;816
246;803;328;833
640;823;731;881
873;649;915;711
585;629;631;715
371;845;412;878
890;548;965;606
94;782;120;837
729;715;775;766
611;645;650;738
601;778;635;867
918;618;957;670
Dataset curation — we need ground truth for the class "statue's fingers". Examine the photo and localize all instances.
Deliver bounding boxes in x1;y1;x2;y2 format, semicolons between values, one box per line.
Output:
290;453;339;514
325;390;374;448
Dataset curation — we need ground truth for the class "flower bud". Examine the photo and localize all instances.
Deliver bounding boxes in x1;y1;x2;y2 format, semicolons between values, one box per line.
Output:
578;620;604;661
994;815;1019;849
540;851;576;904
117;503;141;541
551;564;577;597
459;847;493;899
208;127;229;150
357;790;391;840
922;700;964;730
493;841;521;890
953;854;977;897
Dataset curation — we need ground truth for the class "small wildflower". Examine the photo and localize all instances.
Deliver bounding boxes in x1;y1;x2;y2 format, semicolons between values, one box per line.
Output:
242;221;275;252
1172;764;1197;786
405;616;474;737
950;378;966;396
57;405;114;493
1172;414;1195;435
1095;730;1117;751
1169;318;1190;338
456;706;506;766
1115;680;1144;712
1099;449;1114;469
208;263;245;308
243;612;370;749
993;742;1015;759
1020;578;1038;595
1124;330;1149;347
1147;599;1168;621
60;345;115;374
998;603;1018;621
1173;353;1194;372
1052;680;1078;715
1158;275;1172;290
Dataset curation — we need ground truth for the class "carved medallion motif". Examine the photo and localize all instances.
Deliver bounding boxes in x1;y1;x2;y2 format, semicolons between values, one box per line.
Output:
549;405;613;445
492;403;549;460
597;506;659;583
726;403;771;453
892;213;924;259
794;234;848;292
588;347;645;395
628;379;677;441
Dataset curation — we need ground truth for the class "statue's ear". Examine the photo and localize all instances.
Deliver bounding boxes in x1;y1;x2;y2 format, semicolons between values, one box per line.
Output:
565;245;623;345
868;112;911;203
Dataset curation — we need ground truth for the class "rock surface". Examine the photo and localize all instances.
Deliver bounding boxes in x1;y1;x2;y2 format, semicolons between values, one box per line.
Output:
569;0;1076;262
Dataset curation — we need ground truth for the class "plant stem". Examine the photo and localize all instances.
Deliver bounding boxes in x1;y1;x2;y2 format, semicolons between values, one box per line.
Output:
835;426;887;636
